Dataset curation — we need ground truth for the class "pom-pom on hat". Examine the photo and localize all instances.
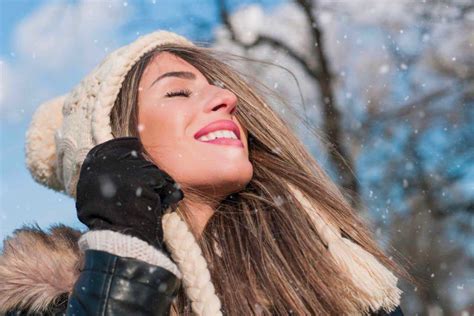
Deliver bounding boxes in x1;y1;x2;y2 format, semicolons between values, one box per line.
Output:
25;30;193;198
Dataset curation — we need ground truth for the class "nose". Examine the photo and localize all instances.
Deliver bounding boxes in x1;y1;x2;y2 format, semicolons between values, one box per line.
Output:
204;86;238;115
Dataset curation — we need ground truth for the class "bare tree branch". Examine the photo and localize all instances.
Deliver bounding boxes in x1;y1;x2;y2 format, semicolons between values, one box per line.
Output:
363;87;450;126
218;0;361;205
295;0;360;201
217;0;318;76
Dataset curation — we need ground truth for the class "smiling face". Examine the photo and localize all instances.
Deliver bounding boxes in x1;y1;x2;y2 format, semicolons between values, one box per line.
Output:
137;52;253;199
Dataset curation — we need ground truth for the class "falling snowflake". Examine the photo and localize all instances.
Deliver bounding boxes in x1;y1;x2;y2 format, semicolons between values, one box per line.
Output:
403;179;409;188
99;175;117;198
158;283;168;292
274;195;285;207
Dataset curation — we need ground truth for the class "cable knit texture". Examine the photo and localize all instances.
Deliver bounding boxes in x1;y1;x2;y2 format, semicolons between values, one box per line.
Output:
162;212;223;316
78;230;182;279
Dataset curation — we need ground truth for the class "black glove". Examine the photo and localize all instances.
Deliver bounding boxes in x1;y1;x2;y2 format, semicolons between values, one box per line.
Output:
75;137;184;252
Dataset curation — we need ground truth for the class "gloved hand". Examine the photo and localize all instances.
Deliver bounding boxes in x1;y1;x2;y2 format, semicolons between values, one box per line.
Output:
75;137;184;252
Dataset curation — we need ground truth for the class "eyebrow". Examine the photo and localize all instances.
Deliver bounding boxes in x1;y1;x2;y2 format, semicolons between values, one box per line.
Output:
148;71;196;88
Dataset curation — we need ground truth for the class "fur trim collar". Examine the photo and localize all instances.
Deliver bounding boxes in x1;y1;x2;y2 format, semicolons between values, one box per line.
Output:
0;224;84;314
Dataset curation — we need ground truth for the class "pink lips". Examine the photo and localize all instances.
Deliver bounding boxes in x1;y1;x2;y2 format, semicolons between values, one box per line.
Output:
194;119;241;141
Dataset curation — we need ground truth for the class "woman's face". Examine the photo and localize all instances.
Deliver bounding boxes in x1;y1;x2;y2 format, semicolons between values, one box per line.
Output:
137;52;253;199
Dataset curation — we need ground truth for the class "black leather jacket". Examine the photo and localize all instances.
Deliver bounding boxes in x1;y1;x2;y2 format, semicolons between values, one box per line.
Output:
6;249;404;316
66;249;181;315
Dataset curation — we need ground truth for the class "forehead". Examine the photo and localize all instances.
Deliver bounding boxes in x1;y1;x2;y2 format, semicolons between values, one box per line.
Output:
141;52;202;82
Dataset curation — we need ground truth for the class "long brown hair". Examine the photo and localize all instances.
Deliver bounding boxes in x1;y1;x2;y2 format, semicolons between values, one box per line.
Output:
110;44;416;315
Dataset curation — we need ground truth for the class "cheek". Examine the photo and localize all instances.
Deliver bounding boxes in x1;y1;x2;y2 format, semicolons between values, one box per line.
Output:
138;103;190;152
138;105;165;146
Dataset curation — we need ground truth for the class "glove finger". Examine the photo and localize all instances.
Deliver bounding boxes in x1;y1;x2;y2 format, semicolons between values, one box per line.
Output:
141;171;168;189
140;161;161;170
155;179;178;196
161;190;184;210
132;159;177;185
160;183;184;208
117;148;141;161
90;137;141;158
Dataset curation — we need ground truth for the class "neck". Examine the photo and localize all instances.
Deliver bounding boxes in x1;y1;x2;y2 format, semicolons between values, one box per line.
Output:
180;193;220;237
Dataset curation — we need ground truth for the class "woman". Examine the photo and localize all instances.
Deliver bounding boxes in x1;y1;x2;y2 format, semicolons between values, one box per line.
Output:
0;30;413;315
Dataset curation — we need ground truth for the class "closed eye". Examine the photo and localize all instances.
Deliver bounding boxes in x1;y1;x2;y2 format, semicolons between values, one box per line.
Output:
165;88;192;98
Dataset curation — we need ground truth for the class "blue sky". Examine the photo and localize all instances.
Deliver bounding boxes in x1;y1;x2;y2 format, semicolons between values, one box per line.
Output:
0;0;283;241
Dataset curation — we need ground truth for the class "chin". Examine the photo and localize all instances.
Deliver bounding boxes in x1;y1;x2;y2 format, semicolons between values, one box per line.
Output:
177;161;253;194
221;160;253;179
226;163;254;190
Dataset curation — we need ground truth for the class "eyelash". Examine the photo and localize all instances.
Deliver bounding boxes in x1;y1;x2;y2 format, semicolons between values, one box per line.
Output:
165;88;192;98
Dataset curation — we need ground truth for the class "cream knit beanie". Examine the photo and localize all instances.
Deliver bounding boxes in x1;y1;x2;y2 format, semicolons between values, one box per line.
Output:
25;30;193;198
24;30;223;315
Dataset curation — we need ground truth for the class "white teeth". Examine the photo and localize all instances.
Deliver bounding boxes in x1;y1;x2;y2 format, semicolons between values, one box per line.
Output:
198;130;238;141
